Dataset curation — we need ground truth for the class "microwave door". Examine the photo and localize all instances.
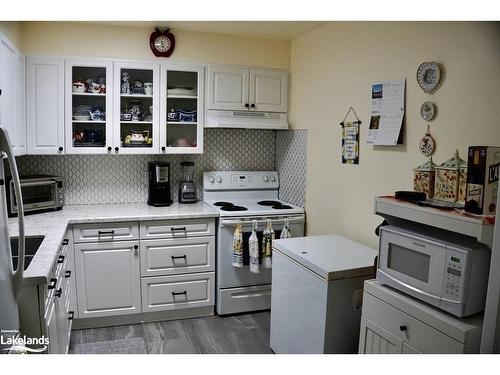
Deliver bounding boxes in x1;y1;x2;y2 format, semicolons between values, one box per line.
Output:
379;229;447;302
10;180;57;213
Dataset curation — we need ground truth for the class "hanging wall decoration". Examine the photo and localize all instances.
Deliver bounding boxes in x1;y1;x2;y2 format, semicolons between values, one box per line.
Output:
417;61;444;94
340;107;361;164
419;125;436;157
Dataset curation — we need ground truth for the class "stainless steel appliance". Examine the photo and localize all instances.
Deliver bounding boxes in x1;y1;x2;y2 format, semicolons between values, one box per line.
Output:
203;171;305;315
147;161;172;206
178;161;197;204
0;126;25;352
6;175;64;217
377;225;491;317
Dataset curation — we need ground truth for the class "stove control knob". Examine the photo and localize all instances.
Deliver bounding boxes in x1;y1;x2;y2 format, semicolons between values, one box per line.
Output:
263;175;269;182
270;175;276;182
216;176;222;183
208;176;215;184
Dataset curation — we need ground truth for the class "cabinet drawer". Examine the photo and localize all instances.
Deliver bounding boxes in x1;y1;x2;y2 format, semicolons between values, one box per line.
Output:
141;272;214;312
140;219;215;239
362;292;463;353
73;222;139;243
140;237;215;277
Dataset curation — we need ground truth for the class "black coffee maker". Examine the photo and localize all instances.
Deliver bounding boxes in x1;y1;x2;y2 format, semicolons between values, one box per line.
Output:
147;161;172;206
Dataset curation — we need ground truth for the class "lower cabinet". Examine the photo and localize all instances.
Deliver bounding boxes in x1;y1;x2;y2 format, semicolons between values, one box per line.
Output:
43;300;59;354
74;240;142;318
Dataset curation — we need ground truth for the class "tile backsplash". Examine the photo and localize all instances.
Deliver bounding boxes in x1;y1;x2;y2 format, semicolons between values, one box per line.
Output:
16;128;307;207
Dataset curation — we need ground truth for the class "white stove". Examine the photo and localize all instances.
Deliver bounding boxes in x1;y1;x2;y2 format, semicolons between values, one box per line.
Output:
203;171;305;315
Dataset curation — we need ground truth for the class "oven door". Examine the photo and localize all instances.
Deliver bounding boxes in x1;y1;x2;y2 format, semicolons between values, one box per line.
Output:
10;180;57;214
377;226;447;307
217;215;305;289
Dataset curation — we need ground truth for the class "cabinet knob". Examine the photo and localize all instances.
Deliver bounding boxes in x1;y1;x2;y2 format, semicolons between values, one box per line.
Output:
250;104;255;108
58;146;63;152
115;147;119;152
55;288;62;298
244;103;249;108
133;245;138;250
399;325;407;332
107;146;112;151
161;146;166;151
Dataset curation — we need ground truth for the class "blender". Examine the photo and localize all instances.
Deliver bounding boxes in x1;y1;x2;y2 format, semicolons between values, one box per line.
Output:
178;161;197;203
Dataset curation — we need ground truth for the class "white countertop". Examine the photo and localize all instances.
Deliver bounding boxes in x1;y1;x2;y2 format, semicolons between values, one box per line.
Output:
8;202;219;284
273;235;377;281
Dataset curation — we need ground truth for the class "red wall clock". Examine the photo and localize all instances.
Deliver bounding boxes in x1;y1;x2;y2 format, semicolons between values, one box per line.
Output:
149;28;175;57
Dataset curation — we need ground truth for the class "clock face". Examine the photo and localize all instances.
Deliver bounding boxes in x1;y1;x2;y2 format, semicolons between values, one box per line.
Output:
154;36;171;52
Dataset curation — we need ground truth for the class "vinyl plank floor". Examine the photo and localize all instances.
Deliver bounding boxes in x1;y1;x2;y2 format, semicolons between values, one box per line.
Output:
69;311;272;354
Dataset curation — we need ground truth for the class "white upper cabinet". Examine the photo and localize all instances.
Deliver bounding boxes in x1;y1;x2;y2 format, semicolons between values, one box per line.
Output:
160;63;204;154
207;65;287;113
113;61;160;154
65;60;113;154
0;35;19;152
249;69;287;113
27;57;65;154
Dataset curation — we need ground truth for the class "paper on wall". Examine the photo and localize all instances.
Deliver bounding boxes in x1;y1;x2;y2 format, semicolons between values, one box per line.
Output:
367;79;405;145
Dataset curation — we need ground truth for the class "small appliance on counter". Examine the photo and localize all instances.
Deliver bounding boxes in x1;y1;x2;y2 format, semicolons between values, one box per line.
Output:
147;161;172;207
178;161;197;204
6;175;64;217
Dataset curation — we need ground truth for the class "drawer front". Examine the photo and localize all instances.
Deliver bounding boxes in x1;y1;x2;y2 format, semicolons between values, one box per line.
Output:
141;272;215;312
362;292;463;353
140;219;215;239
140;237;215;277
73;222;139;243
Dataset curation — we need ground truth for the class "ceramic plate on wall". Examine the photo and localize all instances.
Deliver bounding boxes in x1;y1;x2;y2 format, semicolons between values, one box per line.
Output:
417;62;442;94
420;102;436;121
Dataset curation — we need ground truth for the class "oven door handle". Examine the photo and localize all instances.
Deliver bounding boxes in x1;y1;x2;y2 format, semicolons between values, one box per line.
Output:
220;215;305;227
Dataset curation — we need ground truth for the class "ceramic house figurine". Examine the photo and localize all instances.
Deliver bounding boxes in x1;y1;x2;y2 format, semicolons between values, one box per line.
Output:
413;157;436;198
434;150;468;203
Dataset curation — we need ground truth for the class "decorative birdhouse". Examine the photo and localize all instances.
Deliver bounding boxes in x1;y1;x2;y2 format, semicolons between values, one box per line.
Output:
413;157;436;198
434;150;468;203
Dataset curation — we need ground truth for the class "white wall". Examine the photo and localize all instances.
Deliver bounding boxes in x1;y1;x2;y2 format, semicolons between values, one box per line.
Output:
289;22;500;248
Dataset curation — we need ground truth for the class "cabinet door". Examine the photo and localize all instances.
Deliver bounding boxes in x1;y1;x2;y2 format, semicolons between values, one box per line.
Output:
44;300;60;354
74;240;141;318
0;35;18;151
55;276;70;354
249;69;288;113
113;61;160;154
160;63;204;154
65;60;113;154
358;317;403;354
16;53;26;156
27;57;65;154
206;65;249;110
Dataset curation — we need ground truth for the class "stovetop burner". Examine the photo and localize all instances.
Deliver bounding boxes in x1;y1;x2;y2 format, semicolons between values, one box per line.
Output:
214;201;234;207
220;205;248;211
257;200;281;206
272;204;293;210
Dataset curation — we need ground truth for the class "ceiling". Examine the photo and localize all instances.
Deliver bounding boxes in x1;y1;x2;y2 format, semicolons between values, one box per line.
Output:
89;21;325;41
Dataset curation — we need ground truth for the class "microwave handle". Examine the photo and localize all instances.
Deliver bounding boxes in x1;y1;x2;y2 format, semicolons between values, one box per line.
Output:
377;269;443;303
17;180;57;188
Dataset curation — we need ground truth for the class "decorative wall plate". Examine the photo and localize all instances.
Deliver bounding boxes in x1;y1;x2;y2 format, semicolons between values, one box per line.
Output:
420;101;436;121
419;126;436;156
417;62;442;94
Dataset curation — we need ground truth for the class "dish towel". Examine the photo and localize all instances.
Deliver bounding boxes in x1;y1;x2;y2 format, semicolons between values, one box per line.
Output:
249;220;260;274
232;221;243;267
262;219;275;269
280;218;292;239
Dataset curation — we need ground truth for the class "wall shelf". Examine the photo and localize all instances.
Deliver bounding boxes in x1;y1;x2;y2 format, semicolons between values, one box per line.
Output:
167;95;198;99
120;94;153;98
72;92;105;97
166;121;197;125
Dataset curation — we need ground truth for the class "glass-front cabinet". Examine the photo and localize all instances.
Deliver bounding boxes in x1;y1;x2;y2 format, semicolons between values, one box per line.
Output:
65;60;113;154
113;61;160;154
160;64;204;154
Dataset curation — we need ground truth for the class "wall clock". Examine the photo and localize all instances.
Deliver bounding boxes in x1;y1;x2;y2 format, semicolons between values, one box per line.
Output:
149;28;175;57
417;62;443;94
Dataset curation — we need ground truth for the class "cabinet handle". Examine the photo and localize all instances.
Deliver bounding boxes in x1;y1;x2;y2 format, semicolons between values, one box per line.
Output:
65;270;72;278
400;325;407;332
68;311;75;321
55;288;62;298
58;146;63;152
161;146;166;151
62;239;69;246
107;146;112;152
133;245;138;250
250;104;255;108
115;147;119;152
170;227;186;232
244;103;249;108
98;230;115;236
48;278;57;290
57;255;65;264
171;255;187;260
172;291;187;296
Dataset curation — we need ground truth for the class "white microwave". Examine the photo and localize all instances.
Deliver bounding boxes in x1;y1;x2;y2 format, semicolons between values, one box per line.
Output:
377;226;491;317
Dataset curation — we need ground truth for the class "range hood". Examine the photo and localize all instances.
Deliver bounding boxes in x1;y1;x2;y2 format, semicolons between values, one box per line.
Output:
206;110;288;130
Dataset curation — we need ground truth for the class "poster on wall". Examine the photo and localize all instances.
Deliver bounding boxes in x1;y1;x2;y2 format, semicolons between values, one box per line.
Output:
367;79;405;145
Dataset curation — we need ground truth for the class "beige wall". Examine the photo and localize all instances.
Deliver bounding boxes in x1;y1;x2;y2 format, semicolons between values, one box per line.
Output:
0;21;22;48
20;22;290;69
290;22;500;248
